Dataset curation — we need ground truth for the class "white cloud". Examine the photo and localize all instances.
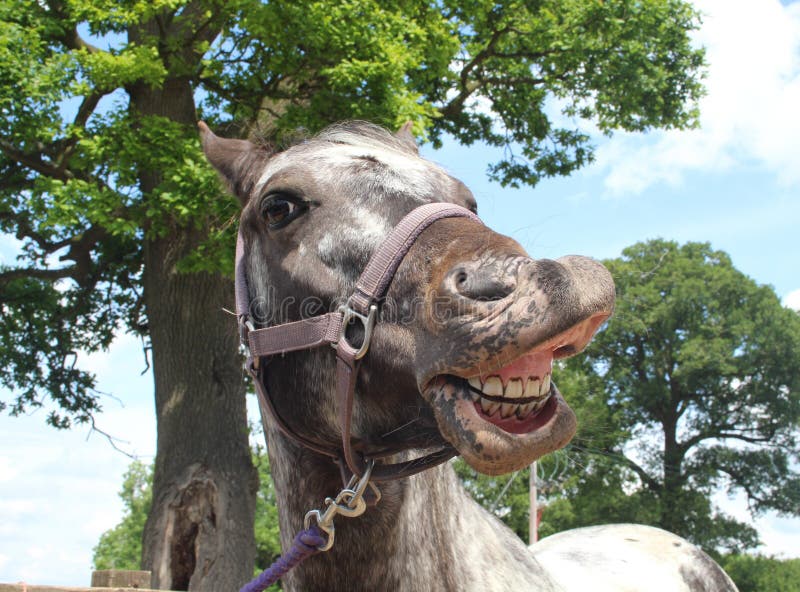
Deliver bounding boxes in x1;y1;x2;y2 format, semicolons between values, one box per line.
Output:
594;0;800;194
783;288;800;311
0;457;17;483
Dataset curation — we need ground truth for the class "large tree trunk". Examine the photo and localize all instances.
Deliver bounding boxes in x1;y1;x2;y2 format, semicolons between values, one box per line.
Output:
127;35;257;589
660;413;684;537
140;232;257;591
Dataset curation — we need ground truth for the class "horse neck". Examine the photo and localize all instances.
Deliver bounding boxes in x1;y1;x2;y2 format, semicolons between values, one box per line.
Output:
264;422;556;592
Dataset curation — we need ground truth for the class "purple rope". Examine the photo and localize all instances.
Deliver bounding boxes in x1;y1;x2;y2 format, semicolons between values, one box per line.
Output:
239;525;327;592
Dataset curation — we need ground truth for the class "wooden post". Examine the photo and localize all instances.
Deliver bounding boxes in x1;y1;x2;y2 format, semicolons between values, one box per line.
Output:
91;571;151;588
529;461;537;544
0;580;163;592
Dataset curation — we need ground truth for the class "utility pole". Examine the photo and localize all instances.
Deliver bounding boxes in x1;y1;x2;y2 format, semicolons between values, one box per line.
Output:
529;460;537;544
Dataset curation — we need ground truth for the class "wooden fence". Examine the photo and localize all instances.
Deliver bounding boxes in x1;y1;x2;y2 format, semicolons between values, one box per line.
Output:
0;570;169;592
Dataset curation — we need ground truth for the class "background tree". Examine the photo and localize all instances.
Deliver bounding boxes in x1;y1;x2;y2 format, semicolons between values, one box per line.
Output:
0;1;704;588
722;555;800;592
94;450;281;589
94;460;153;571
557;239;800;553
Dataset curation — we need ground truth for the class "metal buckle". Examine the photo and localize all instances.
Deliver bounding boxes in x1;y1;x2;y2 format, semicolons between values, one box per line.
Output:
336;303;377;360
238;317;259;371
303;460;379;551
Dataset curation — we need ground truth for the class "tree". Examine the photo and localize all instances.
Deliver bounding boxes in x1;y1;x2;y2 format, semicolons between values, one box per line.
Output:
94;450;281;588
722;555;800;592
560;240;800;553
94;461;153;571
252;445;282;583
1;1;705;588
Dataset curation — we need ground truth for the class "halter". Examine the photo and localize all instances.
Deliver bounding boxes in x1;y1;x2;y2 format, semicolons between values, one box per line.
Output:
236;202;481;483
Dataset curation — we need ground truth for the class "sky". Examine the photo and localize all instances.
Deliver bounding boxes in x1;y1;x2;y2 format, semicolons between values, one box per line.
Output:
1;0;799;587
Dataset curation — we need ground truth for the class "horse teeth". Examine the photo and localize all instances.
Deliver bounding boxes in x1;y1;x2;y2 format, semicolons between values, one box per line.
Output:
540;374;551;396
524;378;540;398
480;398;500;416
468;373;551;418
483;377;503;397
505;378;523;398
517;402;536;418
500;402;517;418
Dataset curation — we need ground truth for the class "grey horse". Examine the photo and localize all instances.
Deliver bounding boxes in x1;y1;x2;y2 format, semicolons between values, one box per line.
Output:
201;121;737;592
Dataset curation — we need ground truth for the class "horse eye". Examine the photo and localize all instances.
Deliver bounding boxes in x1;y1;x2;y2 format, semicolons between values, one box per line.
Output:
261;194;307;229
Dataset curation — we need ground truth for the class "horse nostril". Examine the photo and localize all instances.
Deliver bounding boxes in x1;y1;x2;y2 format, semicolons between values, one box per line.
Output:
450;266;515;302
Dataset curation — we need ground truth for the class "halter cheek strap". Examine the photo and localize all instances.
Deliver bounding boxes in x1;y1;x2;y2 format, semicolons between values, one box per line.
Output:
236;202;481;482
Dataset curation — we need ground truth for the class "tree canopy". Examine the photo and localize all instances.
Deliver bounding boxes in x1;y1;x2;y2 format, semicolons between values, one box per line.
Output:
1;0;706;586
722;554;800;592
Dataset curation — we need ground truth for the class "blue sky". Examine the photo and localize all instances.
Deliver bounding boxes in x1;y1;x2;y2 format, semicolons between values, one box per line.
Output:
2;0;799;586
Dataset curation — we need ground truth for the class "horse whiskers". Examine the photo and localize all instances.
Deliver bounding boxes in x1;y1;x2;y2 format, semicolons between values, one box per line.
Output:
380;417;423;438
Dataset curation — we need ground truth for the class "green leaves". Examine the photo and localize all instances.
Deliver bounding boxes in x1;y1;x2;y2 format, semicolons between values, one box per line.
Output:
93;460;153;571
433;0;705;185
75;44;167;91
203;0;456;134
723;555;800;592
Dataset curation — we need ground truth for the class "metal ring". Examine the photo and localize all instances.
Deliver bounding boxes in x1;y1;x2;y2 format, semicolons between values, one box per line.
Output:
337;304;377;359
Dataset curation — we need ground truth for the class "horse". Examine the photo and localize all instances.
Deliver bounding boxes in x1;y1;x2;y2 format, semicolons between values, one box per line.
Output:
200;121;737;591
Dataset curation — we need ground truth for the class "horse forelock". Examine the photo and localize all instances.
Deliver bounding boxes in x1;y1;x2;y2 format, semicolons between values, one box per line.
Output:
313;121;417;155
252;122;445;204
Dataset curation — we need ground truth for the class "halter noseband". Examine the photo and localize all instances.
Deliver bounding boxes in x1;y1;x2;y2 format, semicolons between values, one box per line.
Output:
236;202;481;483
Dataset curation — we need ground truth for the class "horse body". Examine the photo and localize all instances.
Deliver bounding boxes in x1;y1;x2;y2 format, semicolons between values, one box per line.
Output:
201;121;737;591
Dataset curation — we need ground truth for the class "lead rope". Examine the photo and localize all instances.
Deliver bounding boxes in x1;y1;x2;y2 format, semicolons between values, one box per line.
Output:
239;526;327;592
239;461;380;592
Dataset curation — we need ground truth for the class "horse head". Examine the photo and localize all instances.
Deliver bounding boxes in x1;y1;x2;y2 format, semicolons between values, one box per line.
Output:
201;121;614;477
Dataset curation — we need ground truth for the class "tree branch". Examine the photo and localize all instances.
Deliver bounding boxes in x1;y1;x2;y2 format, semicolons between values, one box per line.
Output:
0;139;74;182
574;443;661;492
0;210;113;290
54;90;107;167
0;211;73;254
0;266;76;286
440;25;511;118
681;428;777;453
1;136;120;200
615;452;661;492
43;1;102;54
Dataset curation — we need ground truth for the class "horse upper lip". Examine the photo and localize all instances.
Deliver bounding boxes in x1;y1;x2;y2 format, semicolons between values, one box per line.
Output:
419;311;608;396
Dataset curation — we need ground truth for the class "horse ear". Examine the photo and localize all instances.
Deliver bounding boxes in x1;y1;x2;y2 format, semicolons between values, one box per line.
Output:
198;121;269;206
395;121;419;154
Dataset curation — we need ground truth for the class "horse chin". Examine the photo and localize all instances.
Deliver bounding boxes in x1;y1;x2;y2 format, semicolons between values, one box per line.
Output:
422;375;577;475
